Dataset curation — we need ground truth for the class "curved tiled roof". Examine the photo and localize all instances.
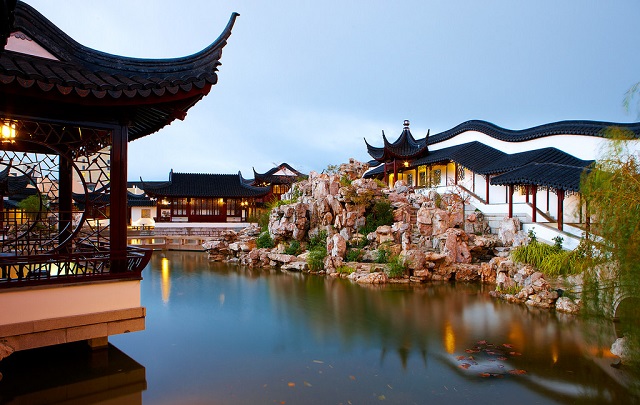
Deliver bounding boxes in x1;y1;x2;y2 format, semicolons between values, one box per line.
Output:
412;141;507;173
1;1;239;140
427;119;640;145
252;163;306;185
141;172;270;198
478;147;593;175
490;163;590;192
366;122;429;161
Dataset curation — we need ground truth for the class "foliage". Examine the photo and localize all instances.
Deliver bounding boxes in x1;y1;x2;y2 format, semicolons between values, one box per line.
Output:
324;164;340;175
527;229;537;243
496;284;521;295
510;240;558;269
624;81;640;118
307;246;327;271
361;199;394;235
336;265;355;275
309;230;328;250
284;240;301;255
256;231;274;249
579;126;640;332
346;248;364;262
339;175;352;187
375;244;391;264
17;194;48;220
552;235;564;251
385;254;406;278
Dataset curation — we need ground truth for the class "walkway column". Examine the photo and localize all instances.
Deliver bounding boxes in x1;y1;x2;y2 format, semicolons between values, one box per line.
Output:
557;189;565;231
531;185;537;222
111;124;128;272
485;175;490;203
508;184;514;218
454;163;458;185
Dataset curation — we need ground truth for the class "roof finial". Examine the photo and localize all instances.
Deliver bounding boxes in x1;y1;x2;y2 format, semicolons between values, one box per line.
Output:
403;119;410;128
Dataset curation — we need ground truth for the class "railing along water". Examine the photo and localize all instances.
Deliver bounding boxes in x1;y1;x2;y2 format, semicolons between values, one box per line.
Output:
0;246;152;288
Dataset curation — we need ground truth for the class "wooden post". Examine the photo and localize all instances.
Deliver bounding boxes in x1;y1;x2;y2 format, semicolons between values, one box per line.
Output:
531;185;537;222
485;175;490;204
557;189;565;231
110;125;128;272
585;198;590;234
393;159;398;187
454;163;458;185
58;152;73;254
525;185;529;203
508;184;514;218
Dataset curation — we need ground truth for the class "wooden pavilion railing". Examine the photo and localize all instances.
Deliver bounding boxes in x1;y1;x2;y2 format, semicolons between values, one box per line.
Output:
0;246;152;289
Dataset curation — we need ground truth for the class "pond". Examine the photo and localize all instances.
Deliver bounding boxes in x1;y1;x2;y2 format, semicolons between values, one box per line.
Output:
0;251;637;404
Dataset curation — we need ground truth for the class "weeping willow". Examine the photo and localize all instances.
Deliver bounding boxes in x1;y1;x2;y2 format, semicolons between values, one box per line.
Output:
580;126;640;366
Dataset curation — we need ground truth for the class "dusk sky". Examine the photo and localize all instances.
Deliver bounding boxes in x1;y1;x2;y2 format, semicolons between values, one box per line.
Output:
23;0;640;181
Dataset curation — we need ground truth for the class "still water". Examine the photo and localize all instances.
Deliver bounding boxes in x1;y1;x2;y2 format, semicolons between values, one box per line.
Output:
1;251;638;404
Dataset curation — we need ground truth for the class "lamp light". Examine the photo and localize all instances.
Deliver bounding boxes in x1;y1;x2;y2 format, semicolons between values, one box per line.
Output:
1;121;16;143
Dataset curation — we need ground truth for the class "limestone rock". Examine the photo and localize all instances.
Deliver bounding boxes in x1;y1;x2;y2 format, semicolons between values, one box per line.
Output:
555;297;580;314
441;228;472;264
498;217;521;246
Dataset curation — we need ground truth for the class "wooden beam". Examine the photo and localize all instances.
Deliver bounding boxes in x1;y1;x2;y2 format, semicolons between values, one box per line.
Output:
110;125;128;272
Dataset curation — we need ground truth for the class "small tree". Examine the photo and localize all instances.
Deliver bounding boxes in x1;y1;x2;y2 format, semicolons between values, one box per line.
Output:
17;194;49;221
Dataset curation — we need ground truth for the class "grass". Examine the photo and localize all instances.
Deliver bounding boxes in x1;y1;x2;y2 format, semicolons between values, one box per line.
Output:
385;255;405;278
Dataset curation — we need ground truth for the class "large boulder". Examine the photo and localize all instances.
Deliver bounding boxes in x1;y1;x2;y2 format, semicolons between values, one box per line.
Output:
441;228;472;264
498;217;521;246
328;233;347;258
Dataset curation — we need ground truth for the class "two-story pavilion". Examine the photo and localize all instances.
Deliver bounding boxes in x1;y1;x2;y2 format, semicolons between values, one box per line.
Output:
0;1;238;356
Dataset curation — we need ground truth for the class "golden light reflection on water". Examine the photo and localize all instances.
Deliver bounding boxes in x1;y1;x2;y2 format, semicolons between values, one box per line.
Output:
161;257;170;304
443;320;455;354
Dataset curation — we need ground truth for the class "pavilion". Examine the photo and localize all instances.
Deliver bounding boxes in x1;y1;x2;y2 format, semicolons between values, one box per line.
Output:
0;1;238;355
365;119;640;242
137;163;305;224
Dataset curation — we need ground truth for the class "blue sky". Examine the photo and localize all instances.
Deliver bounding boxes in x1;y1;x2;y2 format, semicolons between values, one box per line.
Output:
23;0;640;181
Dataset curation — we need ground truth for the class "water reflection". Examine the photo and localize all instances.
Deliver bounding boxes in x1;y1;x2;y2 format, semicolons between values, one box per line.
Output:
3;251;637;404
0;342;146;404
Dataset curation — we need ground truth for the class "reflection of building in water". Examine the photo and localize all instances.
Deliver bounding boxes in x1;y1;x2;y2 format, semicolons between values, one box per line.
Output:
0;342;146;404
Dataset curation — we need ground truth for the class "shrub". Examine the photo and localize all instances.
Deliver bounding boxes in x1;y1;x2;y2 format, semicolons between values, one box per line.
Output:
385;254;405;278
552;235;564;251
375;244;391;264
361;199;394;235
511;240;557;268
309;230;328;250
256;232;274;249
337;265;355;275
346;248;363;262
284;240;301;255
307;246;327;271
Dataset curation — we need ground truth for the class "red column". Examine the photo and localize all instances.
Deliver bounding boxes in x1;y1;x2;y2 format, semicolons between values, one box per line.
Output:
485;175;490;204
110;124;128;272
393;159;398;187
531;185;537;222
557;189;565;231
508;185;514;218
454;163;458;185
525;185;529;203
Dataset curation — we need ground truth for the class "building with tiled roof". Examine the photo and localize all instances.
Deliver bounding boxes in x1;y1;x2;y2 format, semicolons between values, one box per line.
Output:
365;119;640;236
138;165;304;224
0;1;238;354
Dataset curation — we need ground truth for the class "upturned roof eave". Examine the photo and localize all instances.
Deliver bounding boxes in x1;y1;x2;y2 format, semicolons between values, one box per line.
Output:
12;2;239;77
